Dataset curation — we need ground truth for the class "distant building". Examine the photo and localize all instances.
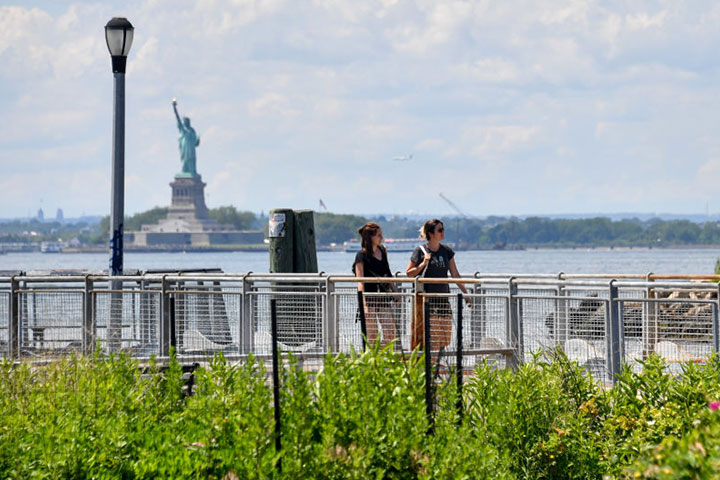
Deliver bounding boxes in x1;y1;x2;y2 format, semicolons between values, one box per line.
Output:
56;208;64;222
126;169;262;247
37;208;44;221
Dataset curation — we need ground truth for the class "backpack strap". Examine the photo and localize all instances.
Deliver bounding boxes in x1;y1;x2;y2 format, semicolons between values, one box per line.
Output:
418;245;430;278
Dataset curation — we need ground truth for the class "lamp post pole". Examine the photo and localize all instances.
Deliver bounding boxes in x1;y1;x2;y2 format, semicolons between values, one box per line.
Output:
105;17;134;352
110;65;125;278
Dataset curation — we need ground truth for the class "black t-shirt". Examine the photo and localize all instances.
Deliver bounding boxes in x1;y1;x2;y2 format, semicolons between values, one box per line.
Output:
353;246;392;292
410;243;455;293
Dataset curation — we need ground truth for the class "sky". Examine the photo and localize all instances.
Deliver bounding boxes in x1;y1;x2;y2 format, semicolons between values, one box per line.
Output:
1;0;720;219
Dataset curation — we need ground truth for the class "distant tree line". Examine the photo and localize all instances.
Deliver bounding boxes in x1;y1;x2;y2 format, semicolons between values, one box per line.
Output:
465;217;720;249
0;218;98;244
5;209;720;249
93;206;263;244
335;215;720;249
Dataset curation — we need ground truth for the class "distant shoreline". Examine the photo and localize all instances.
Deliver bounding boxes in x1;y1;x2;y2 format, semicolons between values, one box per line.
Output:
24;243;720;254
60;244;268;254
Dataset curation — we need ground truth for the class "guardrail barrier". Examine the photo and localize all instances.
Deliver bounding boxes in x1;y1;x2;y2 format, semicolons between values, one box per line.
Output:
1;272;718;385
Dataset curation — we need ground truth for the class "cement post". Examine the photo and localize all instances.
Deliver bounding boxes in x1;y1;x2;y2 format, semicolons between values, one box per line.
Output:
160;276;171;356
240;273;253;354
606;280;624;384
9;277;19;358
507;277;521;370
83;275;94;354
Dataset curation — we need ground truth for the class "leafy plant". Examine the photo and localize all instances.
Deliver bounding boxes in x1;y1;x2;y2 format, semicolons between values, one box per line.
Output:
3;349;720;478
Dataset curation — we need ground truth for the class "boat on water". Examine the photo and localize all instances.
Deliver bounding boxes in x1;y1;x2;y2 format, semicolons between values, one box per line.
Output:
344;238;424;253
40;241;63;253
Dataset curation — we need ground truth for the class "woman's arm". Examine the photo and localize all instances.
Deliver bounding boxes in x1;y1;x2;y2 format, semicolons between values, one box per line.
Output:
406;253;431;277
380;248;399;293
449;258;470;296
355;262;365;292
406;260;421;277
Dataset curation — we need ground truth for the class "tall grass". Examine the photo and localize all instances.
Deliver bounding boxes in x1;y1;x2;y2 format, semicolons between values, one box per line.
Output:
1;347;720;478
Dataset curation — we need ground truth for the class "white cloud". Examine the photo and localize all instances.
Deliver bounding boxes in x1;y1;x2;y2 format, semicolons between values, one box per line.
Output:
454;58;521;84
247;92;298;118
466;125;539;156
625;10;667;31
1;0;720;218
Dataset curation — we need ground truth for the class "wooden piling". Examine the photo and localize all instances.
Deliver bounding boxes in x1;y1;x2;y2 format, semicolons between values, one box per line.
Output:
293;210;318;273
269;208;294;273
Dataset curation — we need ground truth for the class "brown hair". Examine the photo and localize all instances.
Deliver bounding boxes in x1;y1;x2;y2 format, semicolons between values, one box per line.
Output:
420;219;444;240
358;222;381;253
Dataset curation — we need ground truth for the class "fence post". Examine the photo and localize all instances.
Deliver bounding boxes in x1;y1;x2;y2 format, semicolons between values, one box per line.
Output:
357;291;367;351
456;292;463;422
606;280;623;383
9;276;19;359
108;277;123;353
643;272;656;360
556;272;566;347
83;275;94;354
424;297;434;434
160;275;171;356
169;295;176;351
240;273;253;354
325;277;336;353
714;283;720;353
473;273;484;347
270;299;282;473
507;277;521;370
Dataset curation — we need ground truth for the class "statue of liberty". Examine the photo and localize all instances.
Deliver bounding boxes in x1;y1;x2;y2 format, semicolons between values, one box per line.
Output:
172;98;200;177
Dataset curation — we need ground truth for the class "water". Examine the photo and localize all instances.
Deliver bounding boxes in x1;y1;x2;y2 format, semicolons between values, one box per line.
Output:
1;247;719;275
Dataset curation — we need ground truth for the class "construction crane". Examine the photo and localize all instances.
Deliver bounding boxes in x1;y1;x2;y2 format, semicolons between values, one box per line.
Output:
438;192;472;218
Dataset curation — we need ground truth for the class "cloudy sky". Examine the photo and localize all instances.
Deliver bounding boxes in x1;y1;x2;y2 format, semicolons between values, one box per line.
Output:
1;0;719;219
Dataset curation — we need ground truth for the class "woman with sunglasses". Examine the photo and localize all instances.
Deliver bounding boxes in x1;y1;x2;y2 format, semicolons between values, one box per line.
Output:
406;218;469;351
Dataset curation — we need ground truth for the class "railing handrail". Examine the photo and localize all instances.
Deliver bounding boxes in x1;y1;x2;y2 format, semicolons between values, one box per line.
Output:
4;270;719;387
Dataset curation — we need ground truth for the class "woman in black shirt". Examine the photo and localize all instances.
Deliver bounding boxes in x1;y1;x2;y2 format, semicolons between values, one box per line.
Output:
406;219;469;350
354;222;397;348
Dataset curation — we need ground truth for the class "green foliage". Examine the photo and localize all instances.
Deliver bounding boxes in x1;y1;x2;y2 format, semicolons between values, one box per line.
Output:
464;351;606;479
97;207;169;239
314;212;369;245
353;216;720;249
4;210;720;248
208;205;257;230
125;207;170;232
0;218;97;244
4;350;720;478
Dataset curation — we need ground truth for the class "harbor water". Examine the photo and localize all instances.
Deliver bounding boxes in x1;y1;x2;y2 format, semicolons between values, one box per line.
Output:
1;247;719;275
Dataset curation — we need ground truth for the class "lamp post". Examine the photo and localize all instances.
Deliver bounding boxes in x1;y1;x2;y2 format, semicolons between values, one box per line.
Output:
105;17;133;352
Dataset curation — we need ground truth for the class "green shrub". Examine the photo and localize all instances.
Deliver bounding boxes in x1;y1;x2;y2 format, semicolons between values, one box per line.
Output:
3;349;720;478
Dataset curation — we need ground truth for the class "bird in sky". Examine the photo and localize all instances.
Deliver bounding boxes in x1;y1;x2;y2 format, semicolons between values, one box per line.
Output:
392;154;413;162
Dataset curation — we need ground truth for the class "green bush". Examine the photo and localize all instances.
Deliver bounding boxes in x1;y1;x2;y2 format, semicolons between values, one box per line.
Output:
3;349;720;478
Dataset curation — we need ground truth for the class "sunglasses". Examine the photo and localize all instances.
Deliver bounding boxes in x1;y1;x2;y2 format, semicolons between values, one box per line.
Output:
435;227;444;233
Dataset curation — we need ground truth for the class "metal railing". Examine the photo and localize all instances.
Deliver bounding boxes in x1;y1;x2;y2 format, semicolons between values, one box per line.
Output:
1;272;718;383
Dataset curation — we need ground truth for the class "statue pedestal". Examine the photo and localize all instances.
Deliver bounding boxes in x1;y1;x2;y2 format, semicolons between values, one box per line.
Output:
168;175;208;220
127;170;264;248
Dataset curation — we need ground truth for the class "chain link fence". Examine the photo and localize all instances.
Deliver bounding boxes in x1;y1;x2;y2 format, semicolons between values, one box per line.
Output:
0;274;718;383
19;289;85;356
0;292;9;358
